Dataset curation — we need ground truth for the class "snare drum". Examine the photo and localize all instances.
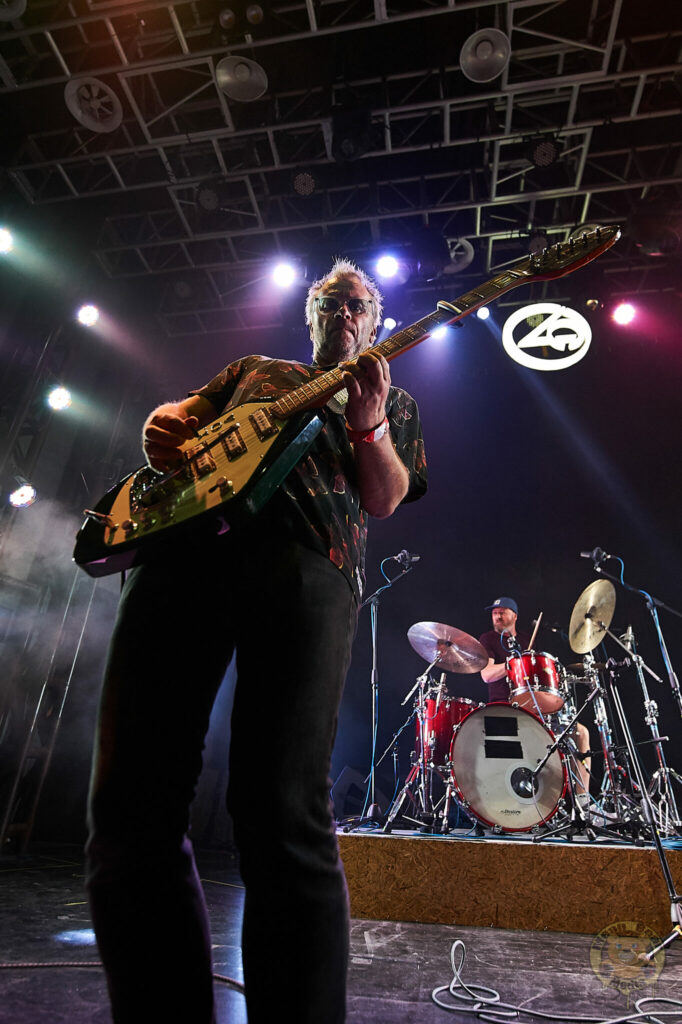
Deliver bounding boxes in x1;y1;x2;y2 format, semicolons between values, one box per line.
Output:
448;702;566;831
415;696;478;765
506;650;564;715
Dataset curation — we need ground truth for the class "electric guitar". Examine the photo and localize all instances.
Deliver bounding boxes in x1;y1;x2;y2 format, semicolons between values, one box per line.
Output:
73;225;620;577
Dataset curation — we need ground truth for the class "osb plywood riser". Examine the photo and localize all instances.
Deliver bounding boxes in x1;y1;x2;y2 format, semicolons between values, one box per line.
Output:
338;833;682;936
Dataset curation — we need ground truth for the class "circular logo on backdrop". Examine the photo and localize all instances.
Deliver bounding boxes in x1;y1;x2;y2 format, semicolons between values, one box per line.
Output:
590;921;665;1002
502;303;591;370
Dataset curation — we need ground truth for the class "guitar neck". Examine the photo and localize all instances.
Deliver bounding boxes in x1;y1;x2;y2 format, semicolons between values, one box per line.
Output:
270;264;532;419
270;224;620;419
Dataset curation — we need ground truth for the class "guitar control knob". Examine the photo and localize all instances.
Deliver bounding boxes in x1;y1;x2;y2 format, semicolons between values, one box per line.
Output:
122;519;138;534
208;476;233;495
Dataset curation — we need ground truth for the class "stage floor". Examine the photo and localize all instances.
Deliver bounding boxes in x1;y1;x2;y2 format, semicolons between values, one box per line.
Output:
1;841;682;1023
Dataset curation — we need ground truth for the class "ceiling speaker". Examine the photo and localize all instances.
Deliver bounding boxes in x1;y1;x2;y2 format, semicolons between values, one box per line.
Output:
215;56;268;102
460;29;511;83
443;237;475;274
64;77;123;133
0;0;27;21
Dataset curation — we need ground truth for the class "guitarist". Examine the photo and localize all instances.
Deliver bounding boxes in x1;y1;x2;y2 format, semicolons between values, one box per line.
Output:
85;258;427;1024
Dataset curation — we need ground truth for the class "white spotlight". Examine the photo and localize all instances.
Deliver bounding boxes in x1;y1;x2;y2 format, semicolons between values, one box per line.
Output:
48;386;72;410
376;255;399;279
0;227;13;254
383;316;397;331
77;304;100;326
9;484;37;508
476;306;490;320
271;262;296;288
431;326;447;340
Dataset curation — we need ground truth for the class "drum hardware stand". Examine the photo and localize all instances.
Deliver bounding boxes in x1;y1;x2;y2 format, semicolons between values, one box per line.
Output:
383;668;444;833
603;658;682;959
531;682;618;841
619;626;682;835
343;554;417;832
577;653;643;828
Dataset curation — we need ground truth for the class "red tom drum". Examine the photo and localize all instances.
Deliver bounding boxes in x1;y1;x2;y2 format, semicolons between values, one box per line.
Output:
415;696;478;765
506;650;564;715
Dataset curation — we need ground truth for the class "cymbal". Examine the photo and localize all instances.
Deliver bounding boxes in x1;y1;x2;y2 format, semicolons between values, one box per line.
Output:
568;580;616;654
407;621;488;674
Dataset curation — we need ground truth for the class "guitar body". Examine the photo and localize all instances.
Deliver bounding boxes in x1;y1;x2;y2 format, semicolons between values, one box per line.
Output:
74;403;323;577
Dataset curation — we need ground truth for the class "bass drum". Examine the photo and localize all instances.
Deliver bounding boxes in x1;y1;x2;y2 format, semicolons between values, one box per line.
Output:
449;702;566;832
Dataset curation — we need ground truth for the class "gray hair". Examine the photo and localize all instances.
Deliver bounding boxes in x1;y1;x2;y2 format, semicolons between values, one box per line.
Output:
305;257;383;331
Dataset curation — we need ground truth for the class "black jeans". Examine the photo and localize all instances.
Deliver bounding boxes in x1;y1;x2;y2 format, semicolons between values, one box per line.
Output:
86;526;357;1023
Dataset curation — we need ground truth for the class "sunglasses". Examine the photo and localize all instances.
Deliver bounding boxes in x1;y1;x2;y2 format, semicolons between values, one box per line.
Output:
315;296;373;316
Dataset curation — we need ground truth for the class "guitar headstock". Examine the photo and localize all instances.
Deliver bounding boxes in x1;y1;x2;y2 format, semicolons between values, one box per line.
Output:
519;225;621;281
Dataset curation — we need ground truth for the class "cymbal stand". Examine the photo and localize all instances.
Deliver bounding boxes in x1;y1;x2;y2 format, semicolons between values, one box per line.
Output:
580;653;637;824
592;557;682;718
620;628;682;835
383;660;442;833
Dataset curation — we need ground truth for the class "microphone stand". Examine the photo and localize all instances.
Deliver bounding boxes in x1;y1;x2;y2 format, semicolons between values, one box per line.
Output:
343;555;417;832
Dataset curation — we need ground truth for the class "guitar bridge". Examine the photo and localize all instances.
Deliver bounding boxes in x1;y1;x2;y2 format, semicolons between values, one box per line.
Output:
249;407;279;440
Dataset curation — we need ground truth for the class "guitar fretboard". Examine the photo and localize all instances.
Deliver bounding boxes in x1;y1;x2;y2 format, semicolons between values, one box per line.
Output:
269;225;620;419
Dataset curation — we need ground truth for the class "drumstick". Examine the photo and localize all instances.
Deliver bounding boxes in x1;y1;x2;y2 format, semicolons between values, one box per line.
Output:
527;612;542;651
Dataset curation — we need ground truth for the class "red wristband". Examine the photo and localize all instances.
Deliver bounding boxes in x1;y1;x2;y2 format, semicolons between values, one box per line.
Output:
345;416;389;444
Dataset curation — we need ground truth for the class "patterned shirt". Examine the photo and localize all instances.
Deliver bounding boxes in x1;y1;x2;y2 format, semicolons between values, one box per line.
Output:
191;355;427;601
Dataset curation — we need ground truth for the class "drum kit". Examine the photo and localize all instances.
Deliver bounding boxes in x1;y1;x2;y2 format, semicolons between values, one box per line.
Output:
382;580;682;840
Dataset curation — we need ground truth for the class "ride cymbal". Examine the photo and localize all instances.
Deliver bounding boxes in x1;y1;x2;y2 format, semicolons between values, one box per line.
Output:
568;580;616;654
407;621;488;674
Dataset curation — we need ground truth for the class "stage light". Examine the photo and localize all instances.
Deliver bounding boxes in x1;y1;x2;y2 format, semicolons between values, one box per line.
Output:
292;170;317;196
376;255;399;279
9;484;37;508
613;302;636;326
271;262;296;288
431;326;448;340
383;316;397;331
529;136;561;169
47;386;72;411
476;307;490;320
77;304;100;326
0;227;13;254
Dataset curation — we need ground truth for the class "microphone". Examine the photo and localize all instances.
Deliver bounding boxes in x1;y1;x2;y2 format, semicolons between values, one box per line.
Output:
391;549;420;567
579;547;608;564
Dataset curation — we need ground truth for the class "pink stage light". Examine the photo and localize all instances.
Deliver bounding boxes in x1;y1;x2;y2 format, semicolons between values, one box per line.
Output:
612;302;636;325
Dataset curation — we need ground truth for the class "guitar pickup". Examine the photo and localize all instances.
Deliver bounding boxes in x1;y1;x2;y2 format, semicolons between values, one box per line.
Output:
189;446;217;477
249;407;278;440
221;426;247;461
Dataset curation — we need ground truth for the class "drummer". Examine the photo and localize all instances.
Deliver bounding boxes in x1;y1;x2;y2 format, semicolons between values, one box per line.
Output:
479;596;592;808
479;597;530;700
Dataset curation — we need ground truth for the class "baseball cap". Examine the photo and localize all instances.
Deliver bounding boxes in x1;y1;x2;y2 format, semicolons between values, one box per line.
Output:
485;597;518;615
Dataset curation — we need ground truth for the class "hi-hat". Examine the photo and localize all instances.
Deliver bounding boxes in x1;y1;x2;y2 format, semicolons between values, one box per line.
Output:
407;621;487;674
568;580;616;654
